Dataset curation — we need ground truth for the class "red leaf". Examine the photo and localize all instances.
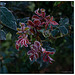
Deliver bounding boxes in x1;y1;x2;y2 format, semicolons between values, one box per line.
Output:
41;22;45;25
18;35;22;38
45;15;50;21
26;39;30;44
50;21;59;25
40;8;45;12
50;16;53;21
20;23;25;26
45;51;55;55
48;56;54;61
35;8;41;16
29;55;34;61
42;48;46;53
33;19;41;26
36;27;41;30
28;20;34;27
32;15;40;19
34;41;41;48
51;25;53;31
43;54;48;62
16;44;19;50
17;38;23;44
27;50;34;55
45;23;49;29
20;40;23;47
30;29;34;34
35;53;39;60
24;40;28;47
41;12;46;17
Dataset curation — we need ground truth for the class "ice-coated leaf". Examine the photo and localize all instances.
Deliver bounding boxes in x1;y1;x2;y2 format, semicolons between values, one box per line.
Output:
0;30;6;40
2;26;11;34
30;57;35;64
2;26;17;40
43;30;50;38
51;29;59;37
42;41;56;52
58;26;68;35
0;2;6;7
59;18;69;26
38;29;44;33
0;7;17;31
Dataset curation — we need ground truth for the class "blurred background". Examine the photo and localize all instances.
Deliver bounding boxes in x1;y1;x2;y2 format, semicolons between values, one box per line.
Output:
0;1;74;73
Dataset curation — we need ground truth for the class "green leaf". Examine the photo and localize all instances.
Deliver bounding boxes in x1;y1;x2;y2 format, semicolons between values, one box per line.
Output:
0;2;6;7
6;33;12;40
43;30;50;38
58;26;68;35
42;41;56;52
59;18;69;26
0;7;17;31
51;29;59;37
39;33;45;40
38;29;50;38
54;1;61;6
2;26;10;34
0;30;6;40
11;31;17;40
2;26;17;40
30;58;36;64
38;29;44;33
